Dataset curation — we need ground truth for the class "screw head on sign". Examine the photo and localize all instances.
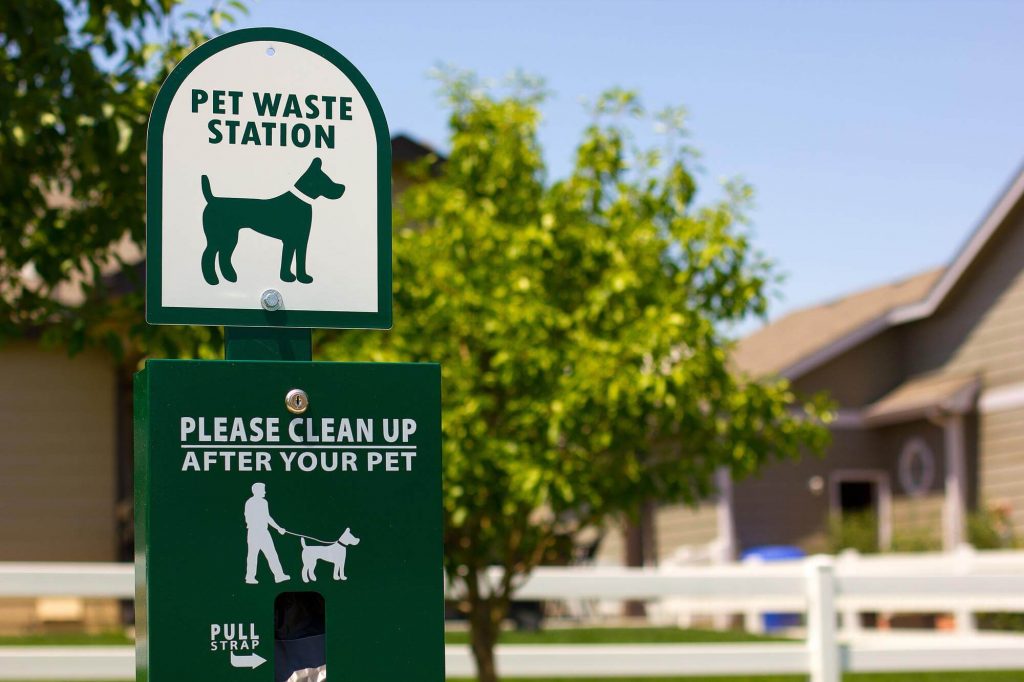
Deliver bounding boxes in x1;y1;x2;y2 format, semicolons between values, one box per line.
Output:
285;388;309;415
261;289;283;311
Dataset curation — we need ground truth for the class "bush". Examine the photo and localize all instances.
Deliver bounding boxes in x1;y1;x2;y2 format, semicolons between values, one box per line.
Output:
827;511;878;554
967;505;1018;550
976;612;1024;632
890;525;942;553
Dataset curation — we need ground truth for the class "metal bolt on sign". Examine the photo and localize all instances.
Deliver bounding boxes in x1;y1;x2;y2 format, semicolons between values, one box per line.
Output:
261;289;283;311
285;388;309;414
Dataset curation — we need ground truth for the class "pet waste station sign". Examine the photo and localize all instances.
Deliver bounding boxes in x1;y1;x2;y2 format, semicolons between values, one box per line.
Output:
146;27;392;329
135;29;443;682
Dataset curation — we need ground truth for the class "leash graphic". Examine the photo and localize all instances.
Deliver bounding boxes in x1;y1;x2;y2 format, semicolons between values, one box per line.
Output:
282;529;336;544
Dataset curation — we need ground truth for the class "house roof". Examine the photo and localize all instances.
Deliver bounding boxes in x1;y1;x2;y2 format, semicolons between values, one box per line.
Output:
735;161;1024;380
733;268;943;377
392;133;442;165
863;371;980;425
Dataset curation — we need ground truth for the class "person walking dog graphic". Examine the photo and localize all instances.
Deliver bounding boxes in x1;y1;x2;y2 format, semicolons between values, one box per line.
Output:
244;483;291;584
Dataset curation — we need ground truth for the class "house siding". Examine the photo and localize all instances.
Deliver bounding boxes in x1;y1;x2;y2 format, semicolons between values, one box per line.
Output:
890;493;944;546
795;328;905;408
593;522;625;565
0;344;117;561
901;203;1024;388
979;406;1024;533
653;503;719;562
727;420;947;554
879;421;948;549
732;429;881;553
732;457;833;553
593;502;719;566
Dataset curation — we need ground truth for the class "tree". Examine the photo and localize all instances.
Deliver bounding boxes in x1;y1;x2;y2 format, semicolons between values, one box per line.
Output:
0;0;241;360
322;73;833;682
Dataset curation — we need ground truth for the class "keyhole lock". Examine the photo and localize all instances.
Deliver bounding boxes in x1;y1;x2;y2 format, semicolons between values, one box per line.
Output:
285;388;309;414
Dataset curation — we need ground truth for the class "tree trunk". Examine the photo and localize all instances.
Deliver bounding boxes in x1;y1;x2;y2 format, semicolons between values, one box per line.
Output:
623;501;656;617
623;518;646;617
468;595;502;682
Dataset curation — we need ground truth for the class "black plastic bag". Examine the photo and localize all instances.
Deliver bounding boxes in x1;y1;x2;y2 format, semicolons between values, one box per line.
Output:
274;593;326;682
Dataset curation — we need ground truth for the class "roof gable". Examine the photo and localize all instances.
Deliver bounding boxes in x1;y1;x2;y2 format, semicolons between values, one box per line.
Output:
734;268;942;377
891;163;1024;325
736;161;1024;379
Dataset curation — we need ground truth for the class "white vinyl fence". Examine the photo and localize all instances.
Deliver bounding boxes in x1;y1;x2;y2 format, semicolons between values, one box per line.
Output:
4;549;1024;681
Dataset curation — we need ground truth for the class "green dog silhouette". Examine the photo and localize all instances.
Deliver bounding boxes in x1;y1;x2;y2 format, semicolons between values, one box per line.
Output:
200;158;346;285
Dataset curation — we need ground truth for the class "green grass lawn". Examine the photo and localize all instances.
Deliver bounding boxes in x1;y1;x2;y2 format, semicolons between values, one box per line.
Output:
0;631;132;646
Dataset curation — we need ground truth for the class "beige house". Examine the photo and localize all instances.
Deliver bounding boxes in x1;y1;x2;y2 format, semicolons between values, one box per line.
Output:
0;343;124;632
626;163;1024;563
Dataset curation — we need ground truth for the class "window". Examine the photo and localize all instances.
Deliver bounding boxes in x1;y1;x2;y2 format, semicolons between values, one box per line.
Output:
829;470;893;550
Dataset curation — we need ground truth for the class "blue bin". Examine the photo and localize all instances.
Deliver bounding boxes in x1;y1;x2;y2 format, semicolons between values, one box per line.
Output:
741;545;806;632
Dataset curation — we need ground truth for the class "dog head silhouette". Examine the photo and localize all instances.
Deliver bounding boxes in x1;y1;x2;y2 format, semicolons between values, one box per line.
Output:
294;157;346;200
338;527;360;546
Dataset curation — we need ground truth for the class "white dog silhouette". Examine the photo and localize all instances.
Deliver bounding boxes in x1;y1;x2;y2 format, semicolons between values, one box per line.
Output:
300;528;360;582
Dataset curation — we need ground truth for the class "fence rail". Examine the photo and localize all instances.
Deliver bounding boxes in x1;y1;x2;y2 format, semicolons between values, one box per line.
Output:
3;550;1024;681
0;563;134;598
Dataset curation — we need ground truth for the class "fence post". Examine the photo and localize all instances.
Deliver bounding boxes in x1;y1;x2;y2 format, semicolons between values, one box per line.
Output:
806;555;840;682
953;543;978;634
742;554;766;634
835;550;860;636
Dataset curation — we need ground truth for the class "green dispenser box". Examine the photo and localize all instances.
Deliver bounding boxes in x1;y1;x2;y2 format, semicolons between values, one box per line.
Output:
134;359;442;680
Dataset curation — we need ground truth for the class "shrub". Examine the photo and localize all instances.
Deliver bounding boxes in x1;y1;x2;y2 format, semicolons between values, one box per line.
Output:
827;511;878;554
967;504;1018;550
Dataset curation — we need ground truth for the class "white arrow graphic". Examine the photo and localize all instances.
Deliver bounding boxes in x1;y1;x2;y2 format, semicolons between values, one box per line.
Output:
230;652;267;669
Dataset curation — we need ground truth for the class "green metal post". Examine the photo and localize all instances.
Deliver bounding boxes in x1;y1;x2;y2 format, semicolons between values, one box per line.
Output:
224;327;312;361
